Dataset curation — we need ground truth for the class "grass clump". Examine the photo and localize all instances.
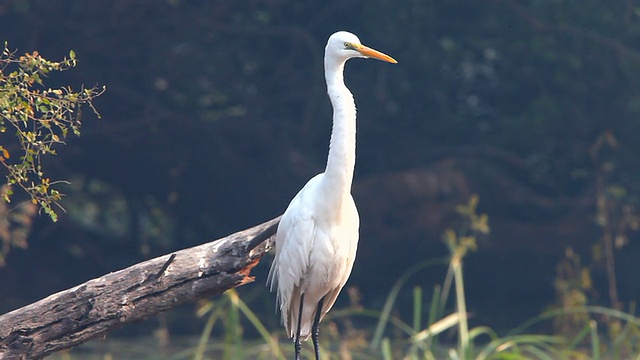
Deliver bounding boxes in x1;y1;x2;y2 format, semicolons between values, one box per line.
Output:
51;195;640;359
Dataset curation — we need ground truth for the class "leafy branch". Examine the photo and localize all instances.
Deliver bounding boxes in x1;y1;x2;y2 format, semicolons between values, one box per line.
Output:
0;42;104;221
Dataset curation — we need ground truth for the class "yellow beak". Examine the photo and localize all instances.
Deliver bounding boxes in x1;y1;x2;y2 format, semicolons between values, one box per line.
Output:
354;44;398;64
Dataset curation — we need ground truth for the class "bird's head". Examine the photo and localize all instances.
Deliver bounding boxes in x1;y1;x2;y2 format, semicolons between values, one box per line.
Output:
325;31;397;64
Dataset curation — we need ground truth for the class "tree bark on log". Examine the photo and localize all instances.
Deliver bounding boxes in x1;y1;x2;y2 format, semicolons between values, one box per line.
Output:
0;217;280;360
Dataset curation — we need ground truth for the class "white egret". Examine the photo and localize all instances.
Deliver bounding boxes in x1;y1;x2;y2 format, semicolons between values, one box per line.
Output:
267;31;397;360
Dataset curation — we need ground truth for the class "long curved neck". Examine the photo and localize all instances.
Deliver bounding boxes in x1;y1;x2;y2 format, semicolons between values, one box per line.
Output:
322;56;356;201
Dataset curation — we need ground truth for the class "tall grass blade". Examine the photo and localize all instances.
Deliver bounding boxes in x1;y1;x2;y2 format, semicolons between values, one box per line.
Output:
475;335;561;360
228;290;286;360
412;313;461;342
565;323;591;352
590;320;600;360
452;257;469;358
515;344;555;360
223;291;242;360
381;338;393;360
413;286;422;333
508;306;640;336
329;307;416;335
428;284;441;326
425;284;442;353
468;326;498;343
194;302;224;360
439;263;455;320
370;258;448;350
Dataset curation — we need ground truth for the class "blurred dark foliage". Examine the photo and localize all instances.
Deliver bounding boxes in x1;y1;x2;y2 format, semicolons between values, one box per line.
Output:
1;0;640;335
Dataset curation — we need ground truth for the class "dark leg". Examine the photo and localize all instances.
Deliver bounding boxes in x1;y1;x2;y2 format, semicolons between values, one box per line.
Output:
311;296;325;360
295;294;304;360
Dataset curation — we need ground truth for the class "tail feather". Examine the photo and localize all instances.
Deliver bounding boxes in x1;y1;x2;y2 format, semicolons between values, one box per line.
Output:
283;285;344;340
266;254;278;291
286;287;315;340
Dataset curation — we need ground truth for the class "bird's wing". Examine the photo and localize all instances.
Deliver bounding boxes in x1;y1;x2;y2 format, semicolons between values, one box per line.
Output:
267;181;319;308
316;197;360;323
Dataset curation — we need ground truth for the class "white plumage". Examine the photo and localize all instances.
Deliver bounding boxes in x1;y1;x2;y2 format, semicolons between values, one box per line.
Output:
267;31;396;359
270;174;359;339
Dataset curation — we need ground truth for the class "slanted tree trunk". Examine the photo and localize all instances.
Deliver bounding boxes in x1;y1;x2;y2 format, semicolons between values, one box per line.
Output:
0;217;280;360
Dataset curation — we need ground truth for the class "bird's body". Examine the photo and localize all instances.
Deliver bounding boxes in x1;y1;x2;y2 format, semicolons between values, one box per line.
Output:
271;173;359;339
268;31;396;359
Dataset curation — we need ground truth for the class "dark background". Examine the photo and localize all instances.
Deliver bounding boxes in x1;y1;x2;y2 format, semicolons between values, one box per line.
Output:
2;0;640;338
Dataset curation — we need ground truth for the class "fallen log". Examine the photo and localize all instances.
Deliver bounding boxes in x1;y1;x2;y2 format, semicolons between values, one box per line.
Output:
0;217;280;360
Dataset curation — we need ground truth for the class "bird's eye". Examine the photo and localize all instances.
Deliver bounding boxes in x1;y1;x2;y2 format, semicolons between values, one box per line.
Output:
343;42;351;49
